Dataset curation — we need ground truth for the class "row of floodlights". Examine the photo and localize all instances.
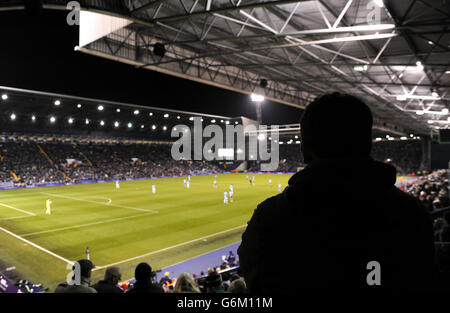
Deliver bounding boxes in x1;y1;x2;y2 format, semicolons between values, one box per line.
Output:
375;134;421;141
1;94;238;123
8;113;171;130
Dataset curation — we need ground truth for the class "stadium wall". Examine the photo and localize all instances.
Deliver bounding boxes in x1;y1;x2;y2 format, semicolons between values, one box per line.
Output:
431;143;450;170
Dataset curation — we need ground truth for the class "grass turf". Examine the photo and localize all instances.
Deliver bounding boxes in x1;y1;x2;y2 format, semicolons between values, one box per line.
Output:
0;173;291;290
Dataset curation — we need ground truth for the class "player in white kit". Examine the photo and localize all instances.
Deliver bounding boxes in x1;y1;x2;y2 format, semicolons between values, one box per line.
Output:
183;179;187;187
115;180;120;189
213;179;217;188
269;179;272;186
152;185;156;194
186;181;190;189
224;191;228;204
278;183;282;193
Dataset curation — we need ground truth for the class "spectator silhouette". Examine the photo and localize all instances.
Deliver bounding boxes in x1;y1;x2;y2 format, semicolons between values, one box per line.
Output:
54;259;97;293
91;266;123;294
238;93;435;292
126;263;164;293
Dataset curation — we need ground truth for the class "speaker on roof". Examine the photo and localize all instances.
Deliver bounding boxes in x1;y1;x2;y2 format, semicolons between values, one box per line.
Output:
153;43;166;58
260;79;268;88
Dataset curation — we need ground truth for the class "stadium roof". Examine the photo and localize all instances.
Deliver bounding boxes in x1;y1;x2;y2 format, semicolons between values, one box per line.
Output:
2;0;449;135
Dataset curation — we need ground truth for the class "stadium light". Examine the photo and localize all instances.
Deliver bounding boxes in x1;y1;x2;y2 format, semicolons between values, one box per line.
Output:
98;105;104;111
127;122;133;128
31;115;36;121
114;121;119;128
163;126;167;131
225;121;230;125
250;93;264;102
1;94;8;100
354;65;368;72
10;113;16;121
85;119;90;125
211;119;216;123
177;116;181;119
77;104;82;108
116;108;121;113
133;110;139;115
416;110;424;115
50;116;56;123
374;0;384;7
54;100;61;106
189;117;194;121
164;113;169;118
100;120;105;126
68;117;74;124
258;134;266;141
141;125;144;129
152;125;156;130
149;112;153;116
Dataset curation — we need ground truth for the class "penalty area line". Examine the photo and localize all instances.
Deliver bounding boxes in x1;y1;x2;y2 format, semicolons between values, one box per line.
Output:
0;202;36;216
40;192;158;214
93;224;247;271
0;226;73;265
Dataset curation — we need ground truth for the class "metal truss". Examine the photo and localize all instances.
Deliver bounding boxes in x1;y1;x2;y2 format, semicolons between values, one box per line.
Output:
7;0;449;135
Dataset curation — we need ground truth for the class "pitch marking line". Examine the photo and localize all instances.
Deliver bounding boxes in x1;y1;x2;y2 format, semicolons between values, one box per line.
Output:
0;202;36;217
20;212;154;237
0;226;73;265
93;224;247;271
0;215;35;221
40;192;158;214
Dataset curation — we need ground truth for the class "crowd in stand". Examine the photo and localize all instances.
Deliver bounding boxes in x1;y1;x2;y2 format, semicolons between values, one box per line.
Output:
400;169;450;280
371;139;423;174
0;142;224;185
403;169;450;211
54;251;246;294
0;138;424;185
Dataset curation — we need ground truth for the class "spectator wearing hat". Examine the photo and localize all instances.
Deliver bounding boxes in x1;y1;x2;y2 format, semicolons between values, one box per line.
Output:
159;271;172;287
126;263;164;293
55;259;97;293
91;266;123;294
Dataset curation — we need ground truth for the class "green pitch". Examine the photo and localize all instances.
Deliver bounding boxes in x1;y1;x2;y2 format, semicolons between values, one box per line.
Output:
0;173;291;290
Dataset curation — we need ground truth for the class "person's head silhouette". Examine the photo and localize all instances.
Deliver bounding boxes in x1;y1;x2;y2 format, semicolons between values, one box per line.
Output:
300;92;373;164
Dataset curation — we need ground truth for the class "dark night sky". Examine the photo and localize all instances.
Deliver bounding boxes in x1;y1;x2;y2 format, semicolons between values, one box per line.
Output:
0;9;303;125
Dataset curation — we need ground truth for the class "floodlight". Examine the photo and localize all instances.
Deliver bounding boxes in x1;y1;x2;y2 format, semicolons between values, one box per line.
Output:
250;93;264;102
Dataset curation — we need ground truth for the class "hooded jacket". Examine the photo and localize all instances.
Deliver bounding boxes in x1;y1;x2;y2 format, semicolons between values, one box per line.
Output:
238;157;435;292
